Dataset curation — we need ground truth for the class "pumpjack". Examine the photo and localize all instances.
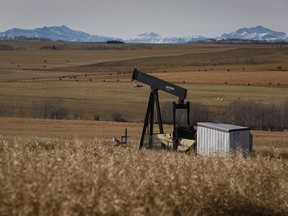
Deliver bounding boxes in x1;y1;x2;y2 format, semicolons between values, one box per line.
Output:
131;69;196;152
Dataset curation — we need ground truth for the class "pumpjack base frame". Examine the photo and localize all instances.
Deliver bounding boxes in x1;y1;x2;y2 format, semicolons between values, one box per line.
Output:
139;90;191;150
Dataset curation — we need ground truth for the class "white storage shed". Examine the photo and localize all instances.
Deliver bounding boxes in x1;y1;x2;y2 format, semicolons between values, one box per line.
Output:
197;122;253;156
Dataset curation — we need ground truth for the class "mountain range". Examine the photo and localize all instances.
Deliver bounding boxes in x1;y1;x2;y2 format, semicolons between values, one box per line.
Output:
0;25;287;44
221;26;287;41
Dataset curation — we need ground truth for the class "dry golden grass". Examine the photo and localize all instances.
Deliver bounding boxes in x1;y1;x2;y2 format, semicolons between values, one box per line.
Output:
0;133;287;216
0;118;287;215
0;117;144;140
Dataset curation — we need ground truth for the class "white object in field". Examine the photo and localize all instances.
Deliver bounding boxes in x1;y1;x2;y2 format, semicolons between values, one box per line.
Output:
157;134;196;152
197;122;253;156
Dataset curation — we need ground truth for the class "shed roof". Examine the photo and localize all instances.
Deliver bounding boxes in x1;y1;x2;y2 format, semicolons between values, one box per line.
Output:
197;122;250;133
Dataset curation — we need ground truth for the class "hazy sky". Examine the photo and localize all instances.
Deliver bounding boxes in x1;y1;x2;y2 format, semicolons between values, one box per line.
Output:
0;0;287;39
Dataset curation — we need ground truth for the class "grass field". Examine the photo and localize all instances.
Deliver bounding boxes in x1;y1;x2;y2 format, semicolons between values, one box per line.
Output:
0;42;288;215
1;42;288;122
0;81;287;122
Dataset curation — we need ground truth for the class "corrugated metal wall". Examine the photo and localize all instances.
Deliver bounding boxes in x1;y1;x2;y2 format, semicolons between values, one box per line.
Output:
197;126;229;156
197;123;252;156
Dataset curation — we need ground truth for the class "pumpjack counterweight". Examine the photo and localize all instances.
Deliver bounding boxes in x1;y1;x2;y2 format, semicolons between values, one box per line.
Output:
132;69;195;151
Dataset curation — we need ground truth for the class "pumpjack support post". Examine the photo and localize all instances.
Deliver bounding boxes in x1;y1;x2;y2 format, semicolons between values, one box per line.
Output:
139;88;164;149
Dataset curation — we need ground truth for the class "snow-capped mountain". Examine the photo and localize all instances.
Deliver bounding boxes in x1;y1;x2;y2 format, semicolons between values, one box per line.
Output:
0;25;121;42
126;32;207;44
0;25;287;43
220;25;287;41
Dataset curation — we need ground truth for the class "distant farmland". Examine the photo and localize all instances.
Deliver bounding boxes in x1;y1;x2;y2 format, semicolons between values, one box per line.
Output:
0;42;287;124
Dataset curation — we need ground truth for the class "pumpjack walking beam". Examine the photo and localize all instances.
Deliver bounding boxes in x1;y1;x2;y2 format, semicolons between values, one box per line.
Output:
132;69;187;103
132;69;189;149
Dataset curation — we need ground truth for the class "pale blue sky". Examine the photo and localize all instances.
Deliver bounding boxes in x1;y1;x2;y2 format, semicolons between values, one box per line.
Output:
0;0;287;39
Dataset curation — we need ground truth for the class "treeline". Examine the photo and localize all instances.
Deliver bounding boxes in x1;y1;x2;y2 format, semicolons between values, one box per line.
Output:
221;101;288;131
161;103;210;126
161;101;288;131
0;98;287;131
0;98;128;123
0;44;13;50
39;44;152;51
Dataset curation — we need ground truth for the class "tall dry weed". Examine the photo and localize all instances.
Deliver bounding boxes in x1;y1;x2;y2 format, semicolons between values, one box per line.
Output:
0;135;287;215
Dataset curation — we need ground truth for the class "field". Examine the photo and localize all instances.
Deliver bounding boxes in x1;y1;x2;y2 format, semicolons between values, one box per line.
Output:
0;42;288;215
0;120;287;215
1;42;288;121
